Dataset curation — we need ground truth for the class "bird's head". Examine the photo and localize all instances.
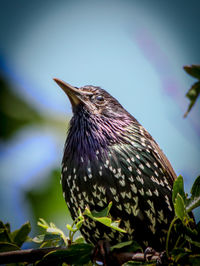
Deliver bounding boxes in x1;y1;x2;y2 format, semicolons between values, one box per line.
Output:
54;79;139;161
53;78;131;121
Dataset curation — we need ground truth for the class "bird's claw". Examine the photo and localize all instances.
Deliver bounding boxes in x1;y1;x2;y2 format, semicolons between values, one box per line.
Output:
144;247;156;261
92;240;111;266
144;247;167;265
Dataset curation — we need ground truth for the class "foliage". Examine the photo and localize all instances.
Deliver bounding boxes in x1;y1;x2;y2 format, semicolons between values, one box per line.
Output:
0;221;31;252
183;64;200;117
0;77;42;140
0;175;200;265
165;175;200;265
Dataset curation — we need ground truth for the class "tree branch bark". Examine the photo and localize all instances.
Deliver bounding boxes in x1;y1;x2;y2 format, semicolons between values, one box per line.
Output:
0;247;164;265
0;247;63;264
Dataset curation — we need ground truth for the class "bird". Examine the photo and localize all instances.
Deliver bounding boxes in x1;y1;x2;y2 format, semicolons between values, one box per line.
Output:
54;78;177;252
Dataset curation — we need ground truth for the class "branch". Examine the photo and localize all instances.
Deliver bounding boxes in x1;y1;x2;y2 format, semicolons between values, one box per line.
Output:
0;247;64;264
111;250;165;265
0;247;166;265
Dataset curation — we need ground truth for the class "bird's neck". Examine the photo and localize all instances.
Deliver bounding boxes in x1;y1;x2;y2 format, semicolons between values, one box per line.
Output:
63;111;132;163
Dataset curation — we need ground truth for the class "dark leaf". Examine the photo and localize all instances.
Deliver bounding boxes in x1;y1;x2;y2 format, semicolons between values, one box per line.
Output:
91;202;112;218
196;221;200;234
171;248;191;264
111;240;133;251
191;176;200;199
184;65;200;80
174;252;190;263
124;241;143;253
184;81;200;117
41;243;93;265
188;254;200;266
182;224;198;239
4;223;11;234
0;242;20;252
11;221;31;247
0;221;12;243
111;240;142;253
185;235;200;248
186;176;200;213
171;247;188;256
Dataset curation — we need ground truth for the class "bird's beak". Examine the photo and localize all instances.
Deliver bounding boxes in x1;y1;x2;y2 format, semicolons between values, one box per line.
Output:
53;78;83;107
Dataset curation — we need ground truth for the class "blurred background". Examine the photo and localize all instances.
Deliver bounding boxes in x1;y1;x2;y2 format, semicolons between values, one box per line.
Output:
0;0;200;239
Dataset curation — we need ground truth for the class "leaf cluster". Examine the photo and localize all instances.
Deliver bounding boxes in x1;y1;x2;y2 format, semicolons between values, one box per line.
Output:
166;175;200;265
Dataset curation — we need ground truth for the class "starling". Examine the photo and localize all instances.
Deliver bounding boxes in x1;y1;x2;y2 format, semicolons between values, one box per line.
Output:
54;79;176;251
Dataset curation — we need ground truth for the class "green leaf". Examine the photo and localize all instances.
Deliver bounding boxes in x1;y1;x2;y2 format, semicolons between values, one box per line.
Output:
38;218;49;229
83;204;126;233
91;202;112;218
37;218;68;246
191;176;200;199
110;221;126;233
172;175;186;204
174;193;187;220
123;261;154;265
74;235;85;244
75;219;84;230
66;224;77;233
111;240;133;251
183;65;200;117
84;206;126;233
0;242;20;252
32;234;46;244
184;65;200;80
186;176;200;213
11;221;31;247
185;235;200;248
32;233;63;246
184;82;200;117
41;243;93;265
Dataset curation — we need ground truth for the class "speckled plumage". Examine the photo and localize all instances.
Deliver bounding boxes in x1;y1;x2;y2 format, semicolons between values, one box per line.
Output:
54;79;177;251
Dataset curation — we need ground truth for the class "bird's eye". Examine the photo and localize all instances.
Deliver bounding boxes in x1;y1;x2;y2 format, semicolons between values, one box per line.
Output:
96;95;104;102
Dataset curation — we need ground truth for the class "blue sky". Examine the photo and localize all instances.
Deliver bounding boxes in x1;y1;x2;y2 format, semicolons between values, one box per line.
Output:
0;0;200;227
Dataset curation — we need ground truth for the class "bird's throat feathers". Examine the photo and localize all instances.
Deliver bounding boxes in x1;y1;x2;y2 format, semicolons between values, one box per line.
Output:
63;108;132;163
